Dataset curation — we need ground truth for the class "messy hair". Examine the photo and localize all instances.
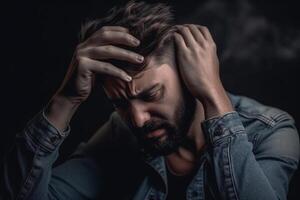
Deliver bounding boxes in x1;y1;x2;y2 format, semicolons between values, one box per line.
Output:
79;0;175;73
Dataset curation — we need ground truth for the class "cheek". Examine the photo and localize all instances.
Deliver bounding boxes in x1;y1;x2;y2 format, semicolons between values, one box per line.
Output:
152;82;184;121
164;69;184;114
163;89;184;121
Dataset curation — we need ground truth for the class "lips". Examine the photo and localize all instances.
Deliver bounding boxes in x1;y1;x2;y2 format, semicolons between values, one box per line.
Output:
147;128;166;138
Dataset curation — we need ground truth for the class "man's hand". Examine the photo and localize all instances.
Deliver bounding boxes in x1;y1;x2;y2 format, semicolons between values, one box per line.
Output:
174;24;233;118
45;26;144;131
58;26;143;104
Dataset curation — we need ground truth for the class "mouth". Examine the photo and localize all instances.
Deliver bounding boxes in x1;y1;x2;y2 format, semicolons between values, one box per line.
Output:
147;128;166;139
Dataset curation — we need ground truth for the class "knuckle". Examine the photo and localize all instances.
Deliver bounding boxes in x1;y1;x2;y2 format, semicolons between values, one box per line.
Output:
131;53;140;60
76;48;85;57
123;49;131;56
183;26;189;31
188;24;195;29
103;62;114;70
113;68;122;76
126;35;134;42
84;37;97;47
203;26;209;32
76;42;84;50
104;45;113;52
101;65;109;72
108;65;122;74
211;42;217;49
77;57;86;66
195;46;201;52
101;26;109;32
203;42;209;48
117;26;128;32
120;71;127;77
183;48;191;54
118;48;128;56
188;24;194;28
101;31;110;38
182;52;190;60
77;61;89;74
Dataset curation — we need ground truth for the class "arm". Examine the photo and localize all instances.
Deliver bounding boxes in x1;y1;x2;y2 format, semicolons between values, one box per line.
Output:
2;101;115;200
174;24;299;199
201;96;299;200
2;26;143;199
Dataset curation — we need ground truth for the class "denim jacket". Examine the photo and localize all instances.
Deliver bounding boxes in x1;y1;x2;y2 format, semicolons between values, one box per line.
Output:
2;93;300;200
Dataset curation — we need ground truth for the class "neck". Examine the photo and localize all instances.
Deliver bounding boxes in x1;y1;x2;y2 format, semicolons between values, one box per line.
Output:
165;100;206;176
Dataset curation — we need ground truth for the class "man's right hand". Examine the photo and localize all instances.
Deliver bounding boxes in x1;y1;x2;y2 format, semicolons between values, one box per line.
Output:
58;26;143;104
45;26;143;132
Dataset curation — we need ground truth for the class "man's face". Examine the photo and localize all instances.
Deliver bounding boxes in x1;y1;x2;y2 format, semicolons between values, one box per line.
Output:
103;51;196;156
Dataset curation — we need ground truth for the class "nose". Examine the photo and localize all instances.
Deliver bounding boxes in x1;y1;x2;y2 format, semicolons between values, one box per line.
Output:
129;101;150;128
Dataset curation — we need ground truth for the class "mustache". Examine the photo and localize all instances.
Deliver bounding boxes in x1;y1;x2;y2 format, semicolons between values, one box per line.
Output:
131;119;173;135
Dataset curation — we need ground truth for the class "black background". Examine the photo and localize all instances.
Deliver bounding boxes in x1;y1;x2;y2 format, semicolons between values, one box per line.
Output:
1;0;300;199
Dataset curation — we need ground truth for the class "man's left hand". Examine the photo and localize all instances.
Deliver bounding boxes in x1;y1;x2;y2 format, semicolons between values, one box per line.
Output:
174;24;233;118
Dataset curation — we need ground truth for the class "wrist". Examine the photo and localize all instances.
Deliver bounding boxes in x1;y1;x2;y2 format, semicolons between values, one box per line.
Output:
45;94;80;132
200;85;234;119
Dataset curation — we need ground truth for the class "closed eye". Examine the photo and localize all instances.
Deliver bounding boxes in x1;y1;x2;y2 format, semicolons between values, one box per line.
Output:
111;99;129;109
109;84;164;108
140;87;164;102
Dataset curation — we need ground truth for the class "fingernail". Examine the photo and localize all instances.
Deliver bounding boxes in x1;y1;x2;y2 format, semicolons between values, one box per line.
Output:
125;76;132;82
137;56;144;62
133;39;140;46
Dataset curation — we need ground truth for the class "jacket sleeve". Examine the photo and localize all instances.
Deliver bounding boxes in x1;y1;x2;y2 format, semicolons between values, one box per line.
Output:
201;111;300;200
1;110;114;200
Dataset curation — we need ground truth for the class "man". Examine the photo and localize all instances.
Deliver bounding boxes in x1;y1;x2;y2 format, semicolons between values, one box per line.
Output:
2;1;299;200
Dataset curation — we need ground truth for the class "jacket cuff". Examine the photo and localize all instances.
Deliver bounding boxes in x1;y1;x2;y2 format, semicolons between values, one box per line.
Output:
22;110;70;152
201;111;245;145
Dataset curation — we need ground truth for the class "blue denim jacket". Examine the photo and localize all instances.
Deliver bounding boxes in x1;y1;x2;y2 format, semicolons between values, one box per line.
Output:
2;93;299;200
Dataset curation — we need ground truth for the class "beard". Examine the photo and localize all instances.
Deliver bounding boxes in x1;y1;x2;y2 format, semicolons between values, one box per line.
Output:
132;89;197;157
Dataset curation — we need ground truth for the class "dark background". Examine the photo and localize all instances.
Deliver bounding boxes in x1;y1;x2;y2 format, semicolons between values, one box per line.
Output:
1;0;299;199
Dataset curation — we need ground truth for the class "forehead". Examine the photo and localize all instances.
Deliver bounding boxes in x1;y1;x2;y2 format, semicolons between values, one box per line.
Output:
103;61;176;99
102;45;176;96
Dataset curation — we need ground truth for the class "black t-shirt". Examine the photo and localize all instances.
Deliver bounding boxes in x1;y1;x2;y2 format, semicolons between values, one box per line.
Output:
166;166;215;200
166;168;195;200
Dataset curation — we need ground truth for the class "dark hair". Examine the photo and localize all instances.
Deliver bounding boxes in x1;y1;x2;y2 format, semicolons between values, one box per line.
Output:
80;0;175;73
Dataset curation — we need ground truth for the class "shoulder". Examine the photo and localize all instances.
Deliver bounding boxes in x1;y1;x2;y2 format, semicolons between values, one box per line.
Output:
229;92;294;127
73;112;139;158
229;92;299;163
110;112;138;149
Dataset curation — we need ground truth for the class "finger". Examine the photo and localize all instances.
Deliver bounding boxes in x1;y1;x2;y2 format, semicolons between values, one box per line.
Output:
173;32;188;49
84;26;139;47
84;45;144;64
185;24;205;44
97;26;130;34
84;57;132;82
98;31;140;47
176;26;197;47
196;25;214;42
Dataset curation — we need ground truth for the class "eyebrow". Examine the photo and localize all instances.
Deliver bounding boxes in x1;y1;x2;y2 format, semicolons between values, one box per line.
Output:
109;83;163;102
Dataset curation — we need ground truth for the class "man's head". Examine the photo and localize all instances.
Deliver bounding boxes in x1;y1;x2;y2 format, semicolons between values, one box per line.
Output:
81;1;196;156
80;0;175;72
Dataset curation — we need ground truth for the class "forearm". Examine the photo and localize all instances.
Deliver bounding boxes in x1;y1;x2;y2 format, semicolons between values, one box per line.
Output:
45;94;80;133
